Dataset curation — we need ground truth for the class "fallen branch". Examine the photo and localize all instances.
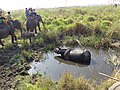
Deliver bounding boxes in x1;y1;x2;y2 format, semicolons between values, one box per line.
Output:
99;72;120;81
75;39;82;47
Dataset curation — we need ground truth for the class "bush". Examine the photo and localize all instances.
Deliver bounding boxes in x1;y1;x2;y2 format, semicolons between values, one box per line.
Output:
87;16;95;21
9;53;25;65
57;73;91;90
102;20;112;26
106;20;120;39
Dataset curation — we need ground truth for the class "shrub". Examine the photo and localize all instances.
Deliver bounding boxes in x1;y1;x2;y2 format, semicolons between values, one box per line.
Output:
102;20;112;26
9;53;25;65
87;16;95;21
106;20;120;39
57;73;91;90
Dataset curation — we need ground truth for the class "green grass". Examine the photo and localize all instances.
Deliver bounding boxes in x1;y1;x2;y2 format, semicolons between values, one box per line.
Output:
1;5;119;48
13;71;120;90
14;73;92;90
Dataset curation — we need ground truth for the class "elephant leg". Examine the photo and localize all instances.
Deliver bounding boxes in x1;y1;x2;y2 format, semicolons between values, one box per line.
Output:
38;23;41;32
27;27;29;32
11;35;14;43
14;35;17;41
0;39;4;46
29;37;32;44
35;27;37;34
9;28;15;44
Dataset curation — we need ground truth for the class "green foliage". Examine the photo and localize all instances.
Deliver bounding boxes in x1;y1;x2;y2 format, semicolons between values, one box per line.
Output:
73;8;87;15
21;50;34;60
3;6;120;90
80;35;102;46
9;53;25;65
106;20;120;39
14;75;56;90
8;5;119;48
62;36;78;46
102;20;112;27
63;18;74;25
14;73;91;90
52;19;65;26
86;16;95;22
57;73;75;90
96;80;115;90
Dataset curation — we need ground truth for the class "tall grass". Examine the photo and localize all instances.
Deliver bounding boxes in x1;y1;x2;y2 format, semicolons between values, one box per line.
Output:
14;73;92;90
1;5;119;48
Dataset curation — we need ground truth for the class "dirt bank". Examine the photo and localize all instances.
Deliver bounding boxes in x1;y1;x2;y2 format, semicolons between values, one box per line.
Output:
0;45;41;90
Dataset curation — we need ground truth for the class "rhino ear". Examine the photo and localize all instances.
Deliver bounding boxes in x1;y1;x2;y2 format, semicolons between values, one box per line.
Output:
58;47;61;50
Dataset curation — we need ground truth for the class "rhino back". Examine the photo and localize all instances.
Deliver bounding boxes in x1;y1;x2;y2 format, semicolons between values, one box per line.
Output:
69;50;84;62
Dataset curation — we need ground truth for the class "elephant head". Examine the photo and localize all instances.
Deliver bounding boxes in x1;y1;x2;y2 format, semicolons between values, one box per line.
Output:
12;20;22;35
13;20;22;29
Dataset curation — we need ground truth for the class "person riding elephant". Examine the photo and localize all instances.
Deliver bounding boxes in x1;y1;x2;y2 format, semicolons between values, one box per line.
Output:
26;13;44;34
0;9;13;27
54;47;91;65
0;8;7;27
0;19;22;46
25;8;29;20
0;8;5;19
0;9;22;46
30;8;37;16
6;11;13;21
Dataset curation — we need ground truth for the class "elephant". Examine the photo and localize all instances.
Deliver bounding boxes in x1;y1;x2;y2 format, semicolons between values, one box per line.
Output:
0;20;22;46
9;20;35;44
26;14;44;34
21;31;35;44
54;47;91;65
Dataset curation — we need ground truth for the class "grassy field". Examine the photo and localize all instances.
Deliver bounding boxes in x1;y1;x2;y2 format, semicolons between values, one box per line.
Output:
2;5;120;48
0;5;120;90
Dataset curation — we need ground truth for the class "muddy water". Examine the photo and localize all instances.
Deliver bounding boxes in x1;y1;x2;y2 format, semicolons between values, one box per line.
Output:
28;47;116;83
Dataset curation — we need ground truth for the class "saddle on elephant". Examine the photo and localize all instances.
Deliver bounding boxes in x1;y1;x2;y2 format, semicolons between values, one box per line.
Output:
0;19;14;38
27;14;37;20
0;19;12;28
0;19;8;28
27;14;42;22
0;19;8;38
27;15;40;26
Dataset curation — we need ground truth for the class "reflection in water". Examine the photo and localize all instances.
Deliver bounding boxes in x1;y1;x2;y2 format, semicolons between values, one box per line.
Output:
54;56;89;67
28;47;115;83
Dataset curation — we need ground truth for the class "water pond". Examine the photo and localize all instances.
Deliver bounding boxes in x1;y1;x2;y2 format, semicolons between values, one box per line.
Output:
28;47;118;83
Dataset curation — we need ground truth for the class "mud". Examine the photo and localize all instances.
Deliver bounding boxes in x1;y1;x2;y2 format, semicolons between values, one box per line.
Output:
0;45;41;90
